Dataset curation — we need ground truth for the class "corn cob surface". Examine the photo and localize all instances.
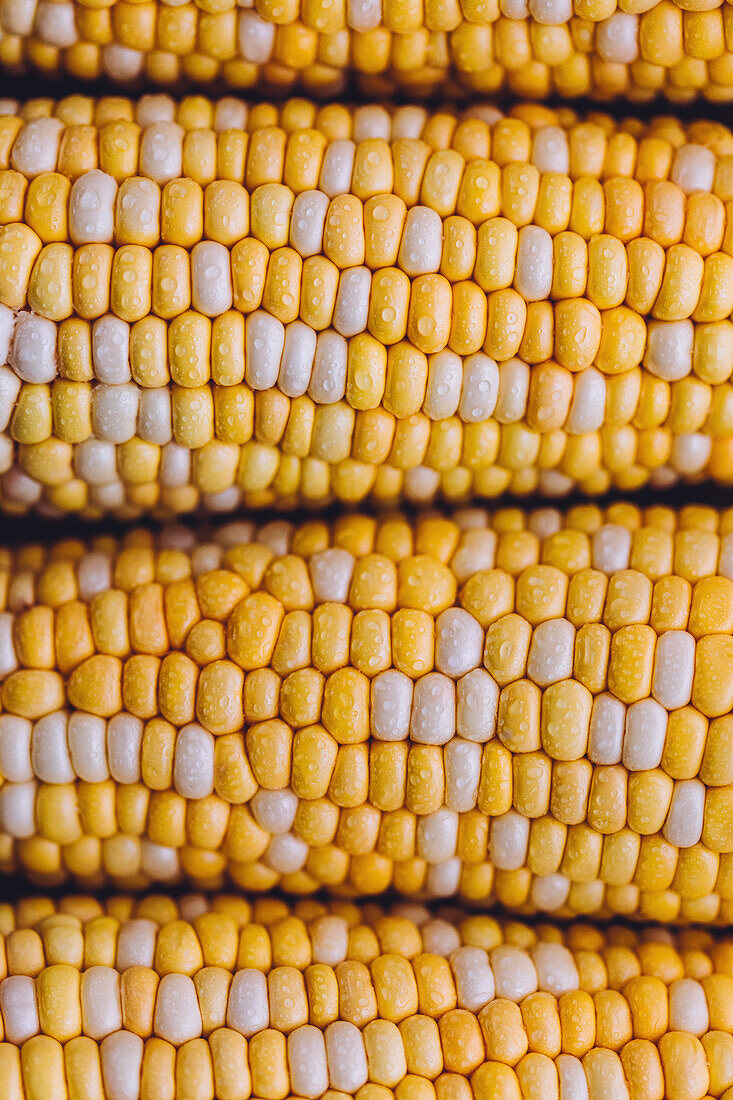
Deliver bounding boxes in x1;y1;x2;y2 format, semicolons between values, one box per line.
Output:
1;98;733;516
0;892;732;1100
1;505;733;922
3;0;733;102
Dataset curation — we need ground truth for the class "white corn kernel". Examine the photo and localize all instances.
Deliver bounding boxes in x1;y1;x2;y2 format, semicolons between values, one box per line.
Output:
588;692;626;765
68;712;109;782
265;833;308;873
309;331;348;404
527;618;574;686
435;608;483;677
136;95;176;125
652;630;695;709
0;715;31;780
107;713;143;784
310;548;355;603
251;788;298;834
227;970;269;1036
456;668;499;743
100;1030;144;1100
567;368;606;433
623;698;667;770
347;0;381;31
289;1026;329;1099
334;267;371;337
672;144;716;194
515;226;553;301
410;672;455;744
491;945;538;1000
495;358;530;423
93;316;131;384
69;170;117;244
10;312;57;383
399;206;443;276
532;127;569;173
140;122;184;184
452;946;495;1011
11;116;63;177
116;919;157;969
138;389;173;445
592;525;631;571
103;43;145;82
92;383;139;444
191;241;233;317
668;979;709;1036
290;191;329;256
154;974;202;1045
459;353;499;423
371;670;413;741
0;781;36;838
597;12;639;63
417;808;459;862
81;967;122;1040
490;810;530;871
310;916;350;965
246;311;285;390
445;737;482;811
31;711;73;783
174;723;215;799
325;1021;368;1092
645;320;694;381
319;141;356;197
664;779;705;848
424;350;462;419
77;552;112;600
0;975;40;1044
237;10;275;62
532;942;579;996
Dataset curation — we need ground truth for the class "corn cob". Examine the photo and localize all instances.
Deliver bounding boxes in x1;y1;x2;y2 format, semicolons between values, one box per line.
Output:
3;0;733;103
1;98;733;516
2;504;733;923
1;892;733;1100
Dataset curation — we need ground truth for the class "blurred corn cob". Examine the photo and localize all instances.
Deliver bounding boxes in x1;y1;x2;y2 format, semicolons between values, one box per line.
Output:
0;505;733;922
2;0;733;102
1;892;732;1100
0;98;732;516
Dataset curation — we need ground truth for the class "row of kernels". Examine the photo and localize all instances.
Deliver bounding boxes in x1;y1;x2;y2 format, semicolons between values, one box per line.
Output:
1;364;731;492
6;821;733;911
5;159;729;261
0;893;732;991
0;681;729;787
1;525;733;651
0;501;731;594
17;0;733;18
3;106;732;199
0;744;730;861
4;337;732;469
8;32;733;107
6;98;728;177
0;1023;723;1100
0;704;717;818
4;176;733;298
0;592;730;727
21;0;733;37
0;422;729;507
7;6;733;106
0;502;730;583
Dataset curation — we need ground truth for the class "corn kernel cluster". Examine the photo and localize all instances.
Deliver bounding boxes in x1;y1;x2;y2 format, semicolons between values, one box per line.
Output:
1;505;733;922
2;98;733;515
1;893;733;1100
2;0;733;101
